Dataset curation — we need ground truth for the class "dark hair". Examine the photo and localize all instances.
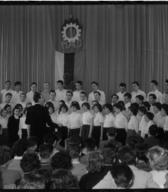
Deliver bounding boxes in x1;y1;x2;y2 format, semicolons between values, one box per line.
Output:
49;89;56;94
91;81;99;86
49;169;78;189
117;146;136;165
138;106;147;114
75;81;83;86
83;138;96;152
145;112;154;120
149;94;157;100
14;81;21;86
165;79;168;84
5;80;11;84
143;101;150;111
152;102;162;110
12;138;28;157
151;80;158;86
59;104;68;114
39;144;53;159
132;81;140;87
82;102;90;110
3;104;12;111
101;147;116;165
70;101;80;110
128;103;139;116
57;80;64;85
5;92;12;97
31;82;37;86
80;91;87;96
33;92;41;103
103;103;113;112
45;101;54;109
161;104;168;115
20;152;41;173
113;102;124;111
119;82;126;87
94;91;101;96
92;103;102;112
136;95;144;101
66;90;73;96
149;125;158;137
51;151;72;170
111;94;119;100
124;92;132;99
111;164;134;188
0;146;11;165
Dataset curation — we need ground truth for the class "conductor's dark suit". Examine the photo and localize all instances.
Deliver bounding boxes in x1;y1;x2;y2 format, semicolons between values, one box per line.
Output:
26;104;57;145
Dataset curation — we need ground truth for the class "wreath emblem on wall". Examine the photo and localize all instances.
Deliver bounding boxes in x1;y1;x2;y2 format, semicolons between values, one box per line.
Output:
61;18;82;52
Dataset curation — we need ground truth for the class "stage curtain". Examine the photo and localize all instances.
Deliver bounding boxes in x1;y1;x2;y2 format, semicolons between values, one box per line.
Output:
0;5;168;101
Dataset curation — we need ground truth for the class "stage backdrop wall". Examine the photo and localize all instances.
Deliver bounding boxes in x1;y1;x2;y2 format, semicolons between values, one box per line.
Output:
0;5;168;101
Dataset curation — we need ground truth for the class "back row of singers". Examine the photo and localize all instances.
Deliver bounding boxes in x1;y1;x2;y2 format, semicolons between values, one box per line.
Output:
1;79;168;111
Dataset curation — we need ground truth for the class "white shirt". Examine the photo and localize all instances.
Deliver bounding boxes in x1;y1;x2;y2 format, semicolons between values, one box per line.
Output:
57;112;69;127
93;112;104;126
65;100;73;109
125;102;131;111
128;115;139;132
26;91;35;104
131;89;146;103
18;115;28;138
147;89;163;103
1;89;14;103
55;89;67;101
114;112;128;129
140;120;154;138
117;91;126;101
154;112;165;128
12;91;23;105
88;89;106;105
73;90;83;102
0;116;8;129
103;113;115;128
82;111;93;125
67;112;82;129
163;116;168;131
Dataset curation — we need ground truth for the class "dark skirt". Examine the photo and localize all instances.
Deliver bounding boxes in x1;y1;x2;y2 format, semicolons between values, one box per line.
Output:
21;129;28;139
81;125;90;142
92;126;101;147
69;128;80;138
115;128;127;145
57;126;68;146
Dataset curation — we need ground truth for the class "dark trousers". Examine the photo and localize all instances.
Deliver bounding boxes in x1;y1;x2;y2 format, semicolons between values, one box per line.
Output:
58;126;68;146
115;128;127;145
69;128;80;138
21;129;28;139
81;125;90;142
92;126;101;147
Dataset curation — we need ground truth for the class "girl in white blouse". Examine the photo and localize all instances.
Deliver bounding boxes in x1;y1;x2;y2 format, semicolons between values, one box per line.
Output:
127;103;139;135
81;102;93;142
102;104;115;140
67;102;82;138
57;104;69;146
0;109;9;145
91;103;104;147
113;103;128;145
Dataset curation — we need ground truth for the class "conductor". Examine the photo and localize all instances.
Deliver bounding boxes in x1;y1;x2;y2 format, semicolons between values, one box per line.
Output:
26;92;57;145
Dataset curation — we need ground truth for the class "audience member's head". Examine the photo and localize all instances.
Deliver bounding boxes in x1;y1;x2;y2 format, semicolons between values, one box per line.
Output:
147;146;168;171
51;151;72;171
49;169;78;189
148;125;158;137
39;144;53;161
111;164;134;189
27;137;38;153
20;152;41;173
82;138;97;154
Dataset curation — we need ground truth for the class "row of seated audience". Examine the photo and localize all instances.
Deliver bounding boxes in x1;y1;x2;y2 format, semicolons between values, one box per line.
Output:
0;79;168;188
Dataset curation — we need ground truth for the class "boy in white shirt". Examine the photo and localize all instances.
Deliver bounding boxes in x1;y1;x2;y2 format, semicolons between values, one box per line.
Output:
79;91;88;108
55;80;67;102
65;90;74;110
73;81;84;102
41;82;50;102
153;103;165;128
111;94;119;107
1;80;14;103
88;81;106;106
117;82;127;101
131;81;146;103
26;82;37;104
18;92;27;109
48;90;59;111
0;92;14;110
12;81;23;105
124;92;132;111
147;80;163;103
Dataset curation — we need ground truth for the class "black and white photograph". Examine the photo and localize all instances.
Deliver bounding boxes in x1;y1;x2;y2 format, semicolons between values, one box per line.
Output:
0;0;167;190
